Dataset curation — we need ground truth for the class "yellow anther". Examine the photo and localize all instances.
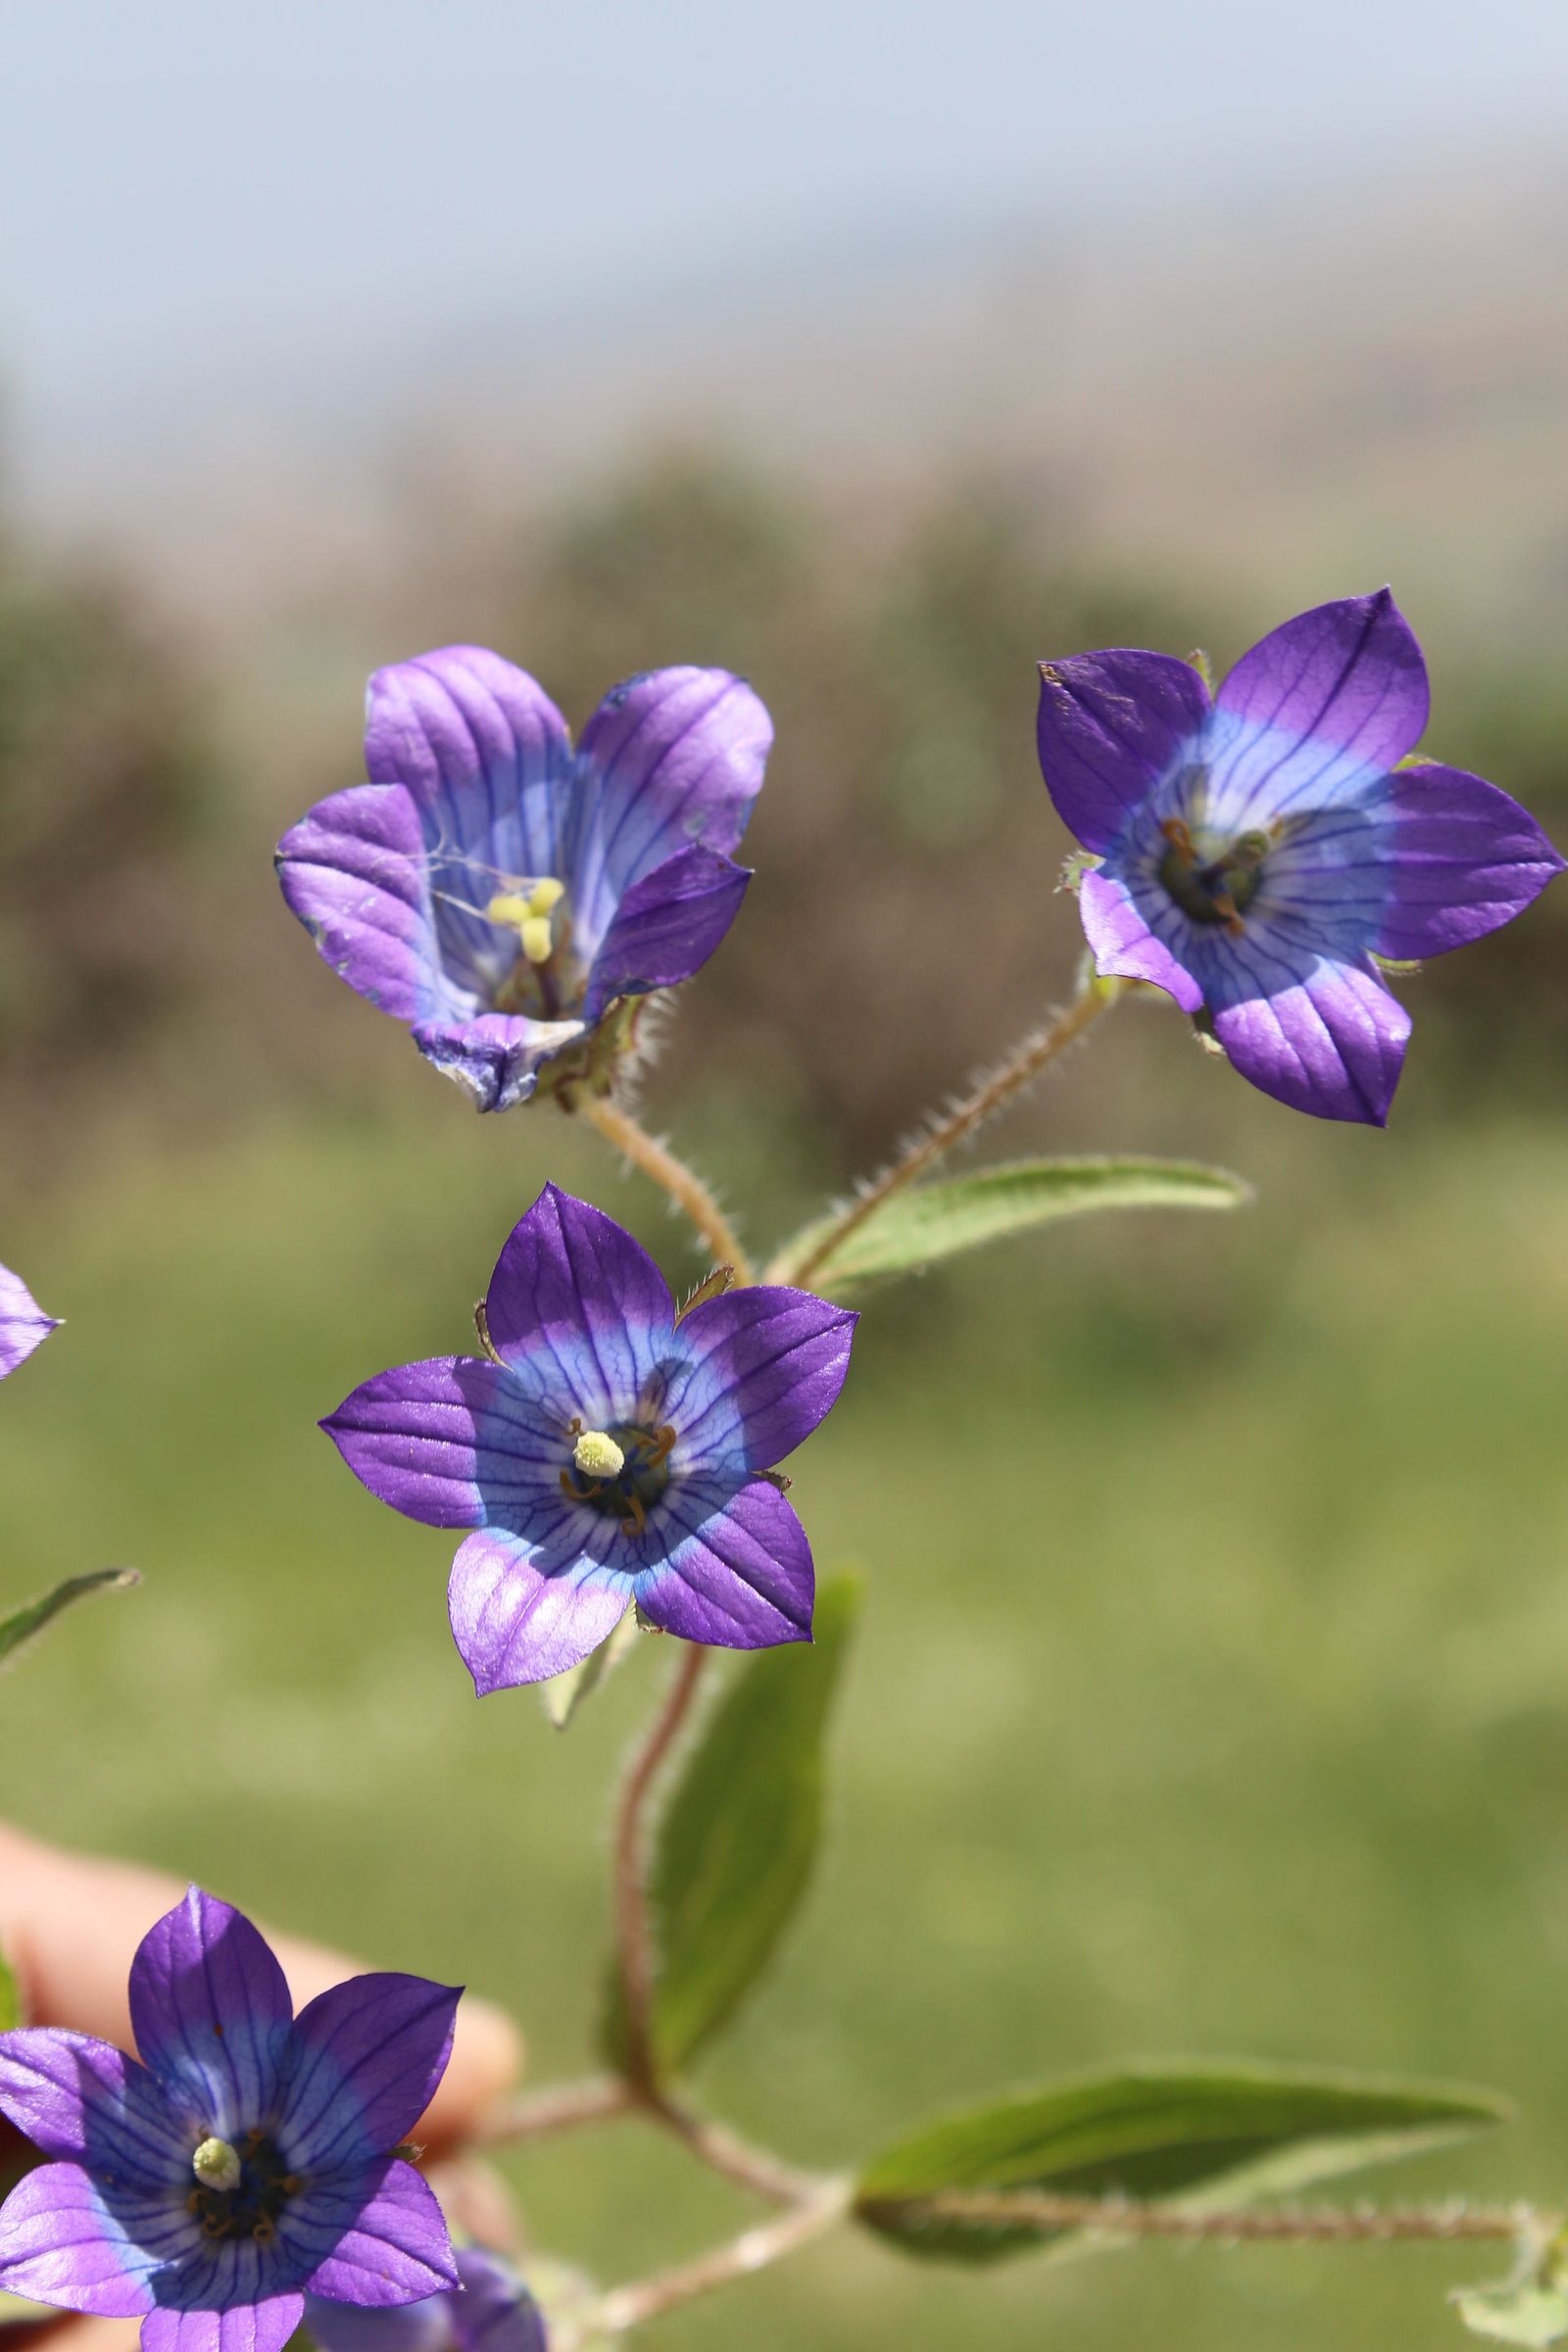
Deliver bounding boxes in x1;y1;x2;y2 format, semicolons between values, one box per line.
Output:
527;877;565;916
519;913;555;964
573;1429;625;1481
486;892;533;929
192;2137;242;2193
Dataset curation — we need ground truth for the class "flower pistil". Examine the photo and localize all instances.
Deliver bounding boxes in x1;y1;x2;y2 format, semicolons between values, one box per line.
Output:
185;2127;301;2246
562;1415;677;1538
1157;812;1277;936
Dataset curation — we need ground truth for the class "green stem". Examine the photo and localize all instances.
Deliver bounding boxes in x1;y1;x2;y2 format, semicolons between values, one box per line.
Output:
588;2180;852;2337
576;1095;753;1281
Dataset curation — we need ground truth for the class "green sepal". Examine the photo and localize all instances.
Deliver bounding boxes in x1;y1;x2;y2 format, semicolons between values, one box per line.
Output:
1058;849;1102;898
540;1606;643;1730
771;1156;1250;1296
1187;647;1214;691
0;1566;139;1670
855;2058;1510;2264
601;1573;861;2083
1370;953;1424;978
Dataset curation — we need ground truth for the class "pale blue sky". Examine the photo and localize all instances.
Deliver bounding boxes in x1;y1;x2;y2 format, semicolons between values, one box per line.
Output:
4;0;1567;455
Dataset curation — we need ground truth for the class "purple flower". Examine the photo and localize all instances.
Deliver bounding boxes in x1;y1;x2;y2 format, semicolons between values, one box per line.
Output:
0;1263;59;1382
276;649;772;1112
1037;590;1564;1123
306;2248;547;2352
0;1886;460;2352
323;1184;857;1693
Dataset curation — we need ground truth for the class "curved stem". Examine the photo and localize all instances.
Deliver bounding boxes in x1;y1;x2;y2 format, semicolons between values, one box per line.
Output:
472;2075;631;2147
650;2091;830;2206
774;979;1120;1289
577;1095;753;1281
613;1642;710;2097
894;2189;1535;2244
590;2180;852;2337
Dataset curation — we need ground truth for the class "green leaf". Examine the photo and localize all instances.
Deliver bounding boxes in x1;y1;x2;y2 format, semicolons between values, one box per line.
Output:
856;2059;1510;2263
772;1157;1250;1295
540;1606;642;1729
602;1572;861;2082
0;1566;139;1669
0;1950;19;2033
1454;2284;1568;2346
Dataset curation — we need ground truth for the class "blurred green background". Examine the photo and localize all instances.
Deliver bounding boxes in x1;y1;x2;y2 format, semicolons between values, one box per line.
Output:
6;5;1568;2343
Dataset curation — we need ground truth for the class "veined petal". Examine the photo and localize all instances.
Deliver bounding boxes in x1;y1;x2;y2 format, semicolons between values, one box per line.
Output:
323;1358;566;1533
303;2292;455;2352
1207;590;1428;826
1210;940;1411;1125
0;2030;184;2178
0;1263;59;1381
1036;650;1211;854
0;2162;159;2317
1375;762;1565;956
582;843;751;1024
128;1891;293;2139
278;1986;460;2175
665;1288;856;1474
275;787;442;1026
446;2251;547;2352
568;668;771;953
481;1185;675;1416
141;2295;306;2352
448;1528;631;1695
1078;866;1204;1011
365;649;571;879
296;2162;455;2306
636;1477;813;1649
412;1013;581;1115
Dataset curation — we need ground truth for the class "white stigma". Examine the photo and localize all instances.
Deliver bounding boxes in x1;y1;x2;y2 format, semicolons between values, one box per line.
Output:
192;2136;242;2192
573;1429;626;1481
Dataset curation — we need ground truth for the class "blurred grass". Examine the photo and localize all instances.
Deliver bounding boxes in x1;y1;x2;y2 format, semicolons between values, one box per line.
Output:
2;1054;1567;2349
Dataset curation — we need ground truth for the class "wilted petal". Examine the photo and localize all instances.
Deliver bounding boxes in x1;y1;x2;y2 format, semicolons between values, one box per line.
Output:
1211;939;1411;1125
322;1358;564;1534
1036;649;1211;854
1078;867;1204;1011
0;2161;158;2317
276;787;441;1026
412;1013;582;1115
142;2295;306;2352
0;2030;184;2178
666;1288;856;1473
278;1985;460;2174
582;843;751;1023
128;1890;293;2138
481;1186;674;1415
569;668;771;951
448;1528;631;1694
637;1477;813;1649
1375;761;1565;956
296;2163;456;2305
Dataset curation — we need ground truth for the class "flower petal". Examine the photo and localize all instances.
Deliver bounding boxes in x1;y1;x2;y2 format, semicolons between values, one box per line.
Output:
141;2295;306;2352
636;1477;813;1649
296;2162;455;2306
128;1890;293;2138
0;1263;59;1382
0;2030;184;2177
0;2162;158;2317
447;2251;547;2352
568;668;771;952
665;1288;856;1474
303;2292;455;2352
1210;941;1411;1125
365;649;571;876
582;843;751;1023
1207;590;1428;825
448;1529;631;1695
411;1012;582;1115
1374;762;1565;957
1036;650;1211;855
277;1984;460;2175
275;787;442;1027
323;1358;565;1533
1078;866;1205;1012
481;1185;675;1417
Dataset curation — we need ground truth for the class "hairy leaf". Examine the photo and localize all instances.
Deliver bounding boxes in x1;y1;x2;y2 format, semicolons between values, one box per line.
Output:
603;1573;860;2081
773;1157;1250;1294
857;2059;1509;2263
1454;2283;1568;2346
0;1567;139;1670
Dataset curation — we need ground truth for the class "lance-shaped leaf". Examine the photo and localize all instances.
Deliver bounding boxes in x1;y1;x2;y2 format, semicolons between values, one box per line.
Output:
540;1605;642;1730
856;2059;1510;2263
0;1567;139;1670
603;1572;860;2082
770;1157;1250;1295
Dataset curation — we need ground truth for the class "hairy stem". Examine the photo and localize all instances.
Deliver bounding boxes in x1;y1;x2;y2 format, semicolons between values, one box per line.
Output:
775;978;1120;1288
577;1095;753;1280
612;1642;710;2097
590;2180;853;2336
472;2076;631;2146
651;2091;831;2206
894;2189;1537;2244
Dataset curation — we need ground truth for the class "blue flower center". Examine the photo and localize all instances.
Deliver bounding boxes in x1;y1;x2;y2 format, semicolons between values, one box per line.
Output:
1157;816;1270;935
186;2129;299;2248
561;1418;675;1540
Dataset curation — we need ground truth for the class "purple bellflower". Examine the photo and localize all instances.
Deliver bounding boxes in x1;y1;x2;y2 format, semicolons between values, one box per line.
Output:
276;648;772;1112
306;2247;548;2352
0;1263;58;1382
1037;590;1563;1123
322;1184;857;1693
0;1886;460;2352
